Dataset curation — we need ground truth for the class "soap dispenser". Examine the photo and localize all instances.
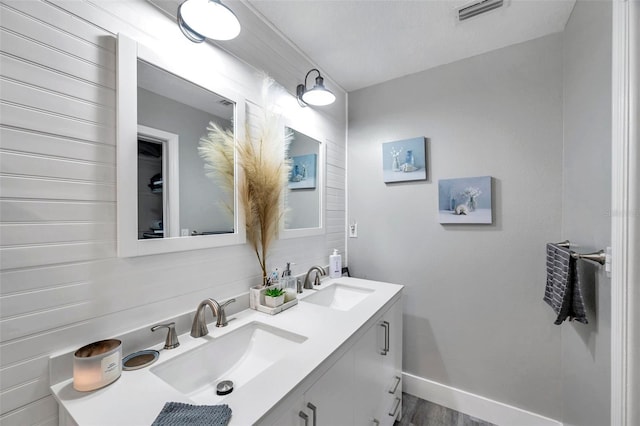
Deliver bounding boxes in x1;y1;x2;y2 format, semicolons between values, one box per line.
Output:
281;262;297;303
329;249;342;278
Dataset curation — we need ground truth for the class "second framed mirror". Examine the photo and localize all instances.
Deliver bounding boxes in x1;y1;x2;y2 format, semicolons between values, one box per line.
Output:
280;125;325;239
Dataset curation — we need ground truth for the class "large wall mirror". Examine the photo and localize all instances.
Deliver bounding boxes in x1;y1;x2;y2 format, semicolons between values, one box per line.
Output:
280;125;325;239
117;34;246;256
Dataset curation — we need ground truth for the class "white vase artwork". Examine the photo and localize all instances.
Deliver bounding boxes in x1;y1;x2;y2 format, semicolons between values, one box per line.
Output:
390;147;402;172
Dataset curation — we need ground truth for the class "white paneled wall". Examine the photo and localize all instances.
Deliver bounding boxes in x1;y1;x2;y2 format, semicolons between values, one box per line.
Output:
0;1;346;424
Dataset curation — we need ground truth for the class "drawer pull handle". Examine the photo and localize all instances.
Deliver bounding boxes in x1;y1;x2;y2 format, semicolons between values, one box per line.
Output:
389;375;401;394
299;411;309;426
380;321;390;355
307;402;317;426
389;397;401;417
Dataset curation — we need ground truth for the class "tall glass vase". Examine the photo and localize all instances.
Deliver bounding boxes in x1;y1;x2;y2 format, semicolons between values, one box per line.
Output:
468;196;477;212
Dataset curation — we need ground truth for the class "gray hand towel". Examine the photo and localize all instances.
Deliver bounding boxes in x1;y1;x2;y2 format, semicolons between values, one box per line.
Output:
151;402;232;426
543;243;588;324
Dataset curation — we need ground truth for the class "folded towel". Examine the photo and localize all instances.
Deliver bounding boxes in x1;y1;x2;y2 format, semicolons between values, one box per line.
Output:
543;243;588;324
151;402;232;426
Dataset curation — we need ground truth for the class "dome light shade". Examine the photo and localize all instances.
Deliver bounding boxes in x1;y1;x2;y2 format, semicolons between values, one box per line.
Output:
296;69;336;107
178;0;241;42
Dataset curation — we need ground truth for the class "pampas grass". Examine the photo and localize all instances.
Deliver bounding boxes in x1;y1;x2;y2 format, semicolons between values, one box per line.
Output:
199;77;291;285
198;122;235;216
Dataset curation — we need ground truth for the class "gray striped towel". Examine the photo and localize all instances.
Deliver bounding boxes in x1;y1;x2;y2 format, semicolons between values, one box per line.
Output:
543;243;588;324
151;402;232;426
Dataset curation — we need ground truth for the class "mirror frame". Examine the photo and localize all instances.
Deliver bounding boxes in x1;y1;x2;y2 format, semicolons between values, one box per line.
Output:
279;122;326;239
116;33;246;257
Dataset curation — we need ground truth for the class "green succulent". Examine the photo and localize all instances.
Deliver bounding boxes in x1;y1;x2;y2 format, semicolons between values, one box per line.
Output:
265;287;285;297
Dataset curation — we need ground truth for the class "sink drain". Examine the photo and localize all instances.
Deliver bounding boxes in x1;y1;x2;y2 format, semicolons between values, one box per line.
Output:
216;380;234;396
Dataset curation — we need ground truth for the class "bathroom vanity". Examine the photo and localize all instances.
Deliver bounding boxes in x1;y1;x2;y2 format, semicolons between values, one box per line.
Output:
50;278;403;425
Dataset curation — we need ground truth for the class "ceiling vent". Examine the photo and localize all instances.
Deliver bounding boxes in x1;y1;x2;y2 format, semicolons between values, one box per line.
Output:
457;0;504;21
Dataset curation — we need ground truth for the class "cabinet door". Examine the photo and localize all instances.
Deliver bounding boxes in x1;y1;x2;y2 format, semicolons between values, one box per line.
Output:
269;396;305;426
273;349;355;426
352;319;387;426
304;349;355;426
380;300;403;425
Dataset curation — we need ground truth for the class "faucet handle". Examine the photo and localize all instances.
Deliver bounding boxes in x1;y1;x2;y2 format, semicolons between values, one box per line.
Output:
220;298;236;308
151;322;180;350
216;298;236;328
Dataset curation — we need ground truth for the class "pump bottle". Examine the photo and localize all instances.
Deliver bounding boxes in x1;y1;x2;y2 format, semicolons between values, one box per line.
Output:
329;249;342;278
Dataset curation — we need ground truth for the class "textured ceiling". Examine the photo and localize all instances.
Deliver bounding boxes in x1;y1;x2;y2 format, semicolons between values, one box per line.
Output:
246;0;576;92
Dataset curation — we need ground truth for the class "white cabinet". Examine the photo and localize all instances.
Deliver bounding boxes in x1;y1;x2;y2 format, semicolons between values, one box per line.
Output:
269;298;402;426
354;299;402;426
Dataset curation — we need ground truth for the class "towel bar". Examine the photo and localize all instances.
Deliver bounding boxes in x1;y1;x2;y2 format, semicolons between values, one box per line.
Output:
553;240;606;265
571;250;607;265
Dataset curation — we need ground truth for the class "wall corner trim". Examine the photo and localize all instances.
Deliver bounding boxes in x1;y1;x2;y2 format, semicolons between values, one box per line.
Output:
402;372;563;426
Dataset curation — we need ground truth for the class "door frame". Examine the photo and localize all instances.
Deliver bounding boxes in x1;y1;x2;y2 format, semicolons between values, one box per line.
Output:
610;1;639;425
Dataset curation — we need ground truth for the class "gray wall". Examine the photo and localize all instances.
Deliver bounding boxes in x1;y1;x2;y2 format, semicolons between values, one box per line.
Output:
561;1;612;425
348;34;565;419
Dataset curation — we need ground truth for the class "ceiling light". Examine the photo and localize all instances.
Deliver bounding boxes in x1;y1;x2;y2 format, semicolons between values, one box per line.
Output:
296;69;336;107
177;0;241;42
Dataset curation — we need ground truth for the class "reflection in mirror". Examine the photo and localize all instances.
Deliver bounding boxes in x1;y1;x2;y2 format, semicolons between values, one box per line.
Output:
136;59;234;240
137;139;165;239
285;127;321;230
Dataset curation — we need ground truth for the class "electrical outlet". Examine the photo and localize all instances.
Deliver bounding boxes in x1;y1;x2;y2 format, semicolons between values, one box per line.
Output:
349;222;358;238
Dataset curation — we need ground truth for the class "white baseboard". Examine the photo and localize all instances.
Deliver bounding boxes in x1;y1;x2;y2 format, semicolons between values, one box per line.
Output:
402;372;562;426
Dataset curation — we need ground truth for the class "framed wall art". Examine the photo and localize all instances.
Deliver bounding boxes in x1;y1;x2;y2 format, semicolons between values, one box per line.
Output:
382;137;427;183
438;176;493;224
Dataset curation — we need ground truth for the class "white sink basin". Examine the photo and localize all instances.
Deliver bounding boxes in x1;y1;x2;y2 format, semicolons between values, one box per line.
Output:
302;283;373;311
151;322;307;404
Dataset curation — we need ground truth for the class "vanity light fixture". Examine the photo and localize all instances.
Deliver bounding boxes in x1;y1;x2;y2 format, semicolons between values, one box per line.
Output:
177;0;241;43
296;69;336;107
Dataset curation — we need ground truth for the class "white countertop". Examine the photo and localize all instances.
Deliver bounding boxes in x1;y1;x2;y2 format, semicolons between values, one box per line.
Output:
50;277;403;426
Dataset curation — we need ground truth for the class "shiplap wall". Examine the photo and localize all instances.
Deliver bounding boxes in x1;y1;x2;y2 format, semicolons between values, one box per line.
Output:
0;1;346;424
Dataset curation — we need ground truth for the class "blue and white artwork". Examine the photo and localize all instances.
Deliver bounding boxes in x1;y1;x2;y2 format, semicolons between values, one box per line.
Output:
382;137;427;183
438;176;493;224
288;153;317;189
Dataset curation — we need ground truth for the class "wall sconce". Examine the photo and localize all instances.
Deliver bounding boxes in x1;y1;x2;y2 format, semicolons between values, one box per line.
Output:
296;69;336;107
177;0;241;43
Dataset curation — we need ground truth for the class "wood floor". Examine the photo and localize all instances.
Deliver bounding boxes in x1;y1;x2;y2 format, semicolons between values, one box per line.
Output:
394;393;497;426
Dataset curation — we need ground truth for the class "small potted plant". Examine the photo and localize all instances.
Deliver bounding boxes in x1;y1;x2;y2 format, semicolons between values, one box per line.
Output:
264;287;285;308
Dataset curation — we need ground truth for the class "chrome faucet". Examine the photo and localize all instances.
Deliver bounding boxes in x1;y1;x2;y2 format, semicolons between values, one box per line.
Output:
190;298;236;338
303;266;326;290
